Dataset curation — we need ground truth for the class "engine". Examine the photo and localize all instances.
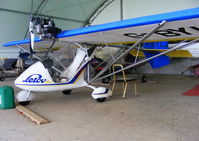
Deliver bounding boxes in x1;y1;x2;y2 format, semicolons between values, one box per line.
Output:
30;17;62;39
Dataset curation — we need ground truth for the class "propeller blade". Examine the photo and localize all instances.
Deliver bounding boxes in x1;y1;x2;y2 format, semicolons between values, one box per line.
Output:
30;32;35;50
28;19;34;61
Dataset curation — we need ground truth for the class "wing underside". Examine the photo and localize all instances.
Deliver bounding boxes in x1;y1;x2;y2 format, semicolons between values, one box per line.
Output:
3;7;199;47
60;18;199;45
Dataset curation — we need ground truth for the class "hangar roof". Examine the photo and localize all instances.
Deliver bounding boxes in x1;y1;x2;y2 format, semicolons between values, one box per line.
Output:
0;0;112;29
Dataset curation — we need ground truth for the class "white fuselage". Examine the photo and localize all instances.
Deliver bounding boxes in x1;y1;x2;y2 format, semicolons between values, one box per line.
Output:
15;61;88;92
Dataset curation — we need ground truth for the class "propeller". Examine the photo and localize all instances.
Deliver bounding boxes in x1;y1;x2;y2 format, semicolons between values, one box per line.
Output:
26;0;61;63
28;0;35;62
26;0;49;62
29;17;35;53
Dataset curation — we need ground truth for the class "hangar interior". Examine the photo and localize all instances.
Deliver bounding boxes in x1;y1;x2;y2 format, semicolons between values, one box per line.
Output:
0;0;199;141
1;0;199;75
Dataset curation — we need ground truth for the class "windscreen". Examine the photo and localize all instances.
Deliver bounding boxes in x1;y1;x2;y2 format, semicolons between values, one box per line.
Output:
50;45;77;72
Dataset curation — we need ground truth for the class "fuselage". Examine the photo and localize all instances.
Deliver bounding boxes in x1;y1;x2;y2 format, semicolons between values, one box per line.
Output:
15;61;88;92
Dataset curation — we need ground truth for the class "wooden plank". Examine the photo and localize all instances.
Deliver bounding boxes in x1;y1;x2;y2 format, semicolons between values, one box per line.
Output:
16;105;49;125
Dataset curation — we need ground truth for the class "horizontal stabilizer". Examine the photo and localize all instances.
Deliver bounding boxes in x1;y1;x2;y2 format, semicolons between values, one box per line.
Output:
130;49;193;58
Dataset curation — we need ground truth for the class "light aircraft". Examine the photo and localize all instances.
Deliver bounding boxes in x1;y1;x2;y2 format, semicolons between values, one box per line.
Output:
3;7;199;105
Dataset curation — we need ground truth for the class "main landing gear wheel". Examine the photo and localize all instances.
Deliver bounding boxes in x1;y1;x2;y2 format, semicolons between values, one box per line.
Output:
96;97;106;102
19;101;31;106
62;90;72;95
102;78;110;84
141;75;147;83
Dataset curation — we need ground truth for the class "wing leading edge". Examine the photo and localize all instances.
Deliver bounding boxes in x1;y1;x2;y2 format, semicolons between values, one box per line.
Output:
4;7;199;47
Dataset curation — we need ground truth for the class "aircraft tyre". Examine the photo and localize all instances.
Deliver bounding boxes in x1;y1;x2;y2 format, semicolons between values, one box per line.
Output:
96;97;106;102
62;90;72;95
16;90;35;106
102;78;110;84
141;75;147;83
0;77;5;81
19;101;30;106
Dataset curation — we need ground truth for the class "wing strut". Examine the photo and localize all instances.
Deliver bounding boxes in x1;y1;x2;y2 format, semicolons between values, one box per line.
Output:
93;38;199;82
89;20;167;84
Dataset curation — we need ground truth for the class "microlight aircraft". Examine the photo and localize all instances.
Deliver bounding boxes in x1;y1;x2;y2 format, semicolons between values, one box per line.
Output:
4;7;199;105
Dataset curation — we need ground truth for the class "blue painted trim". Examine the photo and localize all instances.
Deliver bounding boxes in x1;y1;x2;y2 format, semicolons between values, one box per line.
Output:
4;37;41;47
3;7;199;47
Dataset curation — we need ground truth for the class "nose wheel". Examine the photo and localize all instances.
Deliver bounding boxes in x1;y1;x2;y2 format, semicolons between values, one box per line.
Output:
19;101;31;106
16;90;35;106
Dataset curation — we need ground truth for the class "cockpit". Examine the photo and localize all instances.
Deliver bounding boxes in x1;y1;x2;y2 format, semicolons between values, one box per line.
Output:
42;43;89;82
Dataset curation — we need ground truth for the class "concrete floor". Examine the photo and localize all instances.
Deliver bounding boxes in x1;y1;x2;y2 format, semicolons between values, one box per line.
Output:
0;75;199;141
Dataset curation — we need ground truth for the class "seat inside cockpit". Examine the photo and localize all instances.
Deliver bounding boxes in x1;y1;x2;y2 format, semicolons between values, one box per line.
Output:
49;46;87;82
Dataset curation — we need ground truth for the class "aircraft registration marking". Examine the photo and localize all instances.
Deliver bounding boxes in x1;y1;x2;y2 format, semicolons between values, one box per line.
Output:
124;26;199;38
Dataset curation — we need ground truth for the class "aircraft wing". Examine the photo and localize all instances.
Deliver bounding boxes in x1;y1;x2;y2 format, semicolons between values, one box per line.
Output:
4;39;72;51
4;7;199;47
